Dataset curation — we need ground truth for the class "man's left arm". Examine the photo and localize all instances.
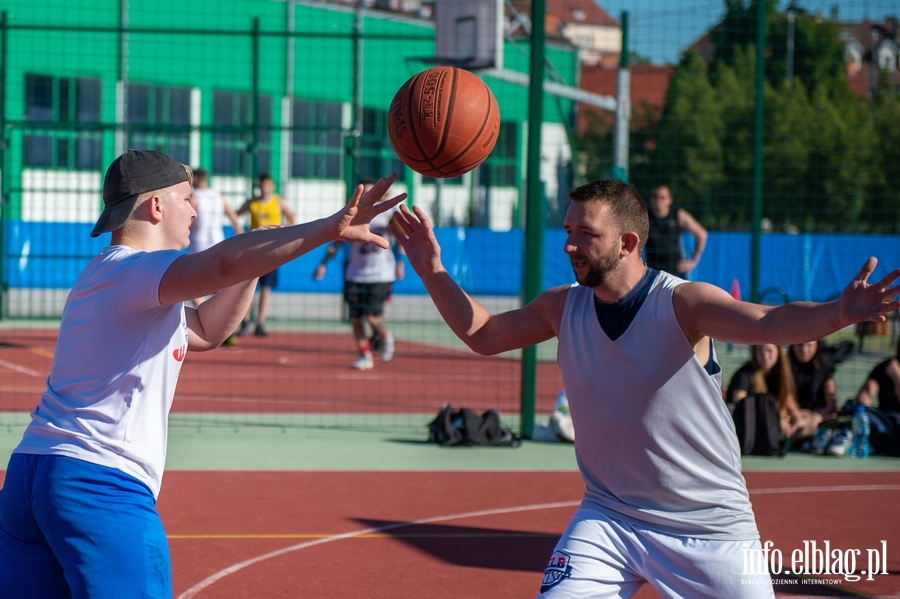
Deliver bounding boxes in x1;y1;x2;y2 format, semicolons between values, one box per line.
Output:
185;279;258;350
674;257;900;347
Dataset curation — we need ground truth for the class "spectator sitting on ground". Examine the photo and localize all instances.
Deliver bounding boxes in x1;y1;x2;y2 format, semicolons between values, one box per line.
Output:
788;340;839;419
857;336;900;421
726;344;820;444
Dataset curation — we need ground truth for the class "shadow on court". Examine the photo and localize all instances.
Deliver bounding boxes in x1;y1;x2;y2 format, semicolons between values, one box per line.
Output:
352;519;558;572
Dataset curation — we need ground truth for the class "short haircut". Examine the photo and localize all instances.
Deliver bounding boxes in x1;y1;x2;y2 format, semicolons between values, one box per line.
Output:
359;176;376;186
258;172;272;183
192;167;208;183
568;179;650;251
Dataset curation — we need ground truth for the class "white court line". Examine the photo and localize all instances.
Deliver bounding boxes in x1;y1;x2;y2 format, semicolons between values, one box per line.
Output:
176;500;579;599
749;484;900;495
176;484;900;598
0;358;44;377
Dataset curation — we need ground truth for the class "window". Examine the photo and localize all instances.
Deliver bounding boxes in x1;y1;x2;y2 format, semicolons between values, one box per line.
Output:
212;91;273;176
358;107;403;179
290;99;343;180
125;83;191;165
478;122;518;187
24;74;101;169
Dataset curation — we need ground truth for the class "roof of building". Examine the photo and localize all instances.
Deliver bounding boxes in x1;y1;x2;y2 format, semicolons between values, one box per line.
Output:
545;0;619;29
577;64;675;133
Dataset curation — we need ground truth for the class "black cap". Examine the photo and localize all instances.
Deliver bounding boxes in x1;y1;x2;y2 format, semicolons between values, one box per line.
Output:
91;150;190;238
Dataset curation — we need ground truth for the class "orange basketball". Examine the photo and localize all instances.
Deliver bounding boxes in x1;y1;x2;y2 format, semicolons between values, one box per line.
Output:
388;66;500;178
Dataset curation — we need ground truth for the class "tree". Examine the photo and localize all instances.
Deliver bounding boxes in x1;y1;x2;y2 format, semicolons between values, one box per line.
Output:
804;87;882;231
869;70;900;232
762;78;814;230
644;51;724;223
766;5;847;92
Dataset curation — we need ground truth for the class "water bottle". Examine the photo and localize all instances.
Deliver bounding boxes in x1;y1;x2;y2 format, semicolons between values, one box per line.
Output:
849;405;870;459
555;391;569;415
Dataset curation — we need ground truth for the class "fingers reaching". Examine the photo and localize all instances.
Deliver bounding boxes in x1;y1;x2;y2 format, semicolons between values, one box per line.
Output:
358;174;398;207
876;267;900;297
853;257;878;285
389;203;427;242
412;205;432;229
374;192;407;215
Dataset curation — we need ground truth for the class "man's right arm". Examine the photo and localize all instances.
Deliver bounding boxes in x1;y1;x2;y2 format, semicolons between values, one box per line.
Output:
390;204;563;355
159;175;404;305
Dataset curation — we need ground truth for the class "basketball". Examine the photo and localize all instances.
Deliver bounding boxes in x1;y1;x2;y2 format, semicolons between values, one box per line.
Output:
388;66;500;178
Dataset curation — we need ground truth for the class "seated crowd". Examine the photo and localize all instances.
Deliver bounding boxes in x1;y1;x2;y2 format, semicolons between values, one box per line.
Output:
724;338;900;457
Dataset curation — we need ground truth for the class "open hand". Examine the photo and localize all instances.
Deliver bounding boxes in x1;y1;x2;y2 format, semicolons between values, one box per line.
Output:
329;174;407;248
388;204;443;277
839;257;900;325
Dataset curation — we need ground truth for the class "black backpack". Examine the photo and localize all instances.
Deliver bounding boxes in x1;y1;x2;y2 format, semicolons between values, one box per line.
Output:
427;404;521;447
732;393;787;456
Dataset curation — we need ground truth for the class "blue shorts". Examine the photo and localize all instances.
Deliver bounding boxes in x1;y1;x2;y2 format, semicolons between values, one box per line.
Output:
258;268;278;289
0;453;171;599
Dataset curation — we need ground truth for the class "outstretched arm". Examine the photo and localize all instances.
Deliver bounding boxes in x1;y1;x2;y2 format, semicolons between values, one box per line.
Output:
389;204;562;355
675;257;900;346
159;175;406;305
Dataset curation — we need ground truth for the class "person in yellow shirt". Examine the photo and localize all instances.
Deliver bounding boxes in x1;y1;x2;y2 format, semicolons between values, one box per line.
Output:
236;173;296;336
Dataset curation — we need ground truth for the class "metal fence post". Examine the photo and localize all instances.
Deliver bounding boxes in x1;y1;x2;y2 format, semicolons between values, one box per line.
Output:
521;0;547;439
750;0;767;304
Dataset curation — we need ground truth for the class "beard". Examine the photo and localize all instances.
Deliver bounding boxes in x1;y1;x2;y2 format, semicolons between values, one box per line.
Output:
572;248;619;287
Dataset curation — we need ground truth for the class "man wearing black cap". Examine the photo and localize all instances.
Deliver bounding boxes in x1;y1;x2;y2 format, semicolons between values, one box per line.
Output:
0;150;405;598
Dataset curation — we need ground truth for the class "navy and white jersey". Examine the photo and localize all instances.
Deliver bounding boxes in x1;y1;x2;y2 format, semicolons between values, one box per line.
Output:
344;205;400;283
556;270;759;540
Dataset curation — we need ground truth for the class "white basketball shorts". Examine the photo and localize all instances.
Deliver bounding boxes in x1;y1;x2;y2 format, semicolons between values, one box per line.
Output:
537;506;775;599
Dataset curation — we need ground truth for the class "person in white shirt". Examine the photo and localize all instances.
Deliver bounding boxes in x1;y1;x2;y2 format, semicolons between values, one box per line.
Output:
389;178;899;599
0;150;404;599
314;177;405;370
188;166;243;307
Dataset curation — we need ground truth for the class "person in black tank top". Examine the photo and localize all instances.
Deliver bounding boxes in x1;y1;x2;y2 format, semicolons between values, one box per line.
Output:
645;186;707;278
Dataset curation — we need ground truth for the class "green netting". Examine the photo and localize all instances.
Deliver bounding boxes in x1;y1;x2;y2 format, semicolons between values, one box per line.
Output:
0;0;897;432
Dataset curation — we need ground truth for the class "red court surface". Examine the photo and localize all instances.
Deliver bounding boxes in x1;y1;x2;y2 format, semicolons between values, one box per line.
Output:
0;329;564;417
4;328;900;597
141;471;900;598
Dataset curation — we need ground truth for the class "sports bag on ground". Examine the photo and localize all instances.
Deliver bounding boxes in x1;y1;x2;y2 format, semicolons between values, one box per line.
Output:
427;404;521;447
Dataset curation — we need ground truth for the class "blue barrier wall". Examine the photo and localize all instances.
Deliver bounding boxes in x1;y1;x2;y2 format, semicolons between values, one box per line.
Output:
3;221;899;303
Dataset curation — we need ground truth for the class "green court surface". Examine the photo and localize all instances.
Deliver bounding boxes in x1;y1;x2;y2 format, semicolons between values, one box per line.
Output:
3;413;899;473
3;322;898;473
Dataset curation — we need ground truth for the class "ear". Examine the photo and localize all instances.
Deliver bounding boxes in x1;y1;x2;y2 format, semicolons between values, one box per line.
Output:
147;194;164;225
620;231;641;257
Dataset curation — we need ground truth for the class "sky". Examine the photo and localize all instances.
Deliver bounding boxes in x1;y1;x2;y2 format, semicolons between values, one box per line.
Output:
597;0;899;65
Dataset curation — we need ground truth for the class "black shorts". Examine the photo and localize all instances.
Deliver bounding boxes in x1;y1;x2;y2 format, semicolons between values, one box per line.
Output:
343;281;392;318
259;269;278;289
